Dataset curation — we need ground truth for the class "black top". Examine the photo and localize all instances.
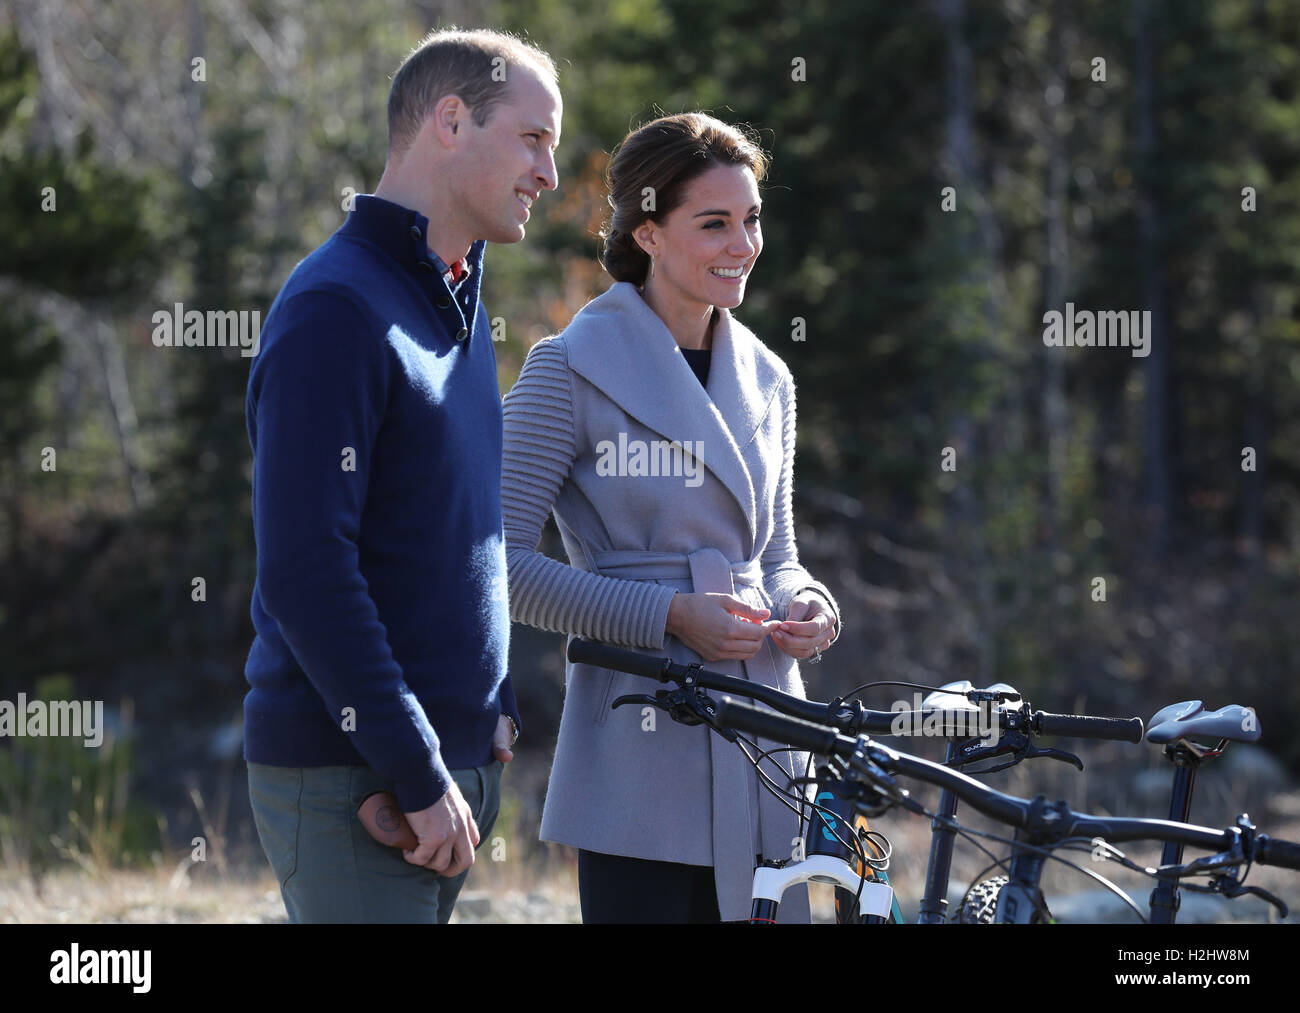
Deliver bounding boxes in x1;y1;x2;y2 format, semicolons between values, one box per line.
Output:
680;347;712;389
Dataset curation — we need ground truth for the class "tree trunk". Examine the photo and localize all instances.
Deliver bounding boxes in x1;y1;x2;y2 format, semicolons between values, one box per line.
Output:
1134;0;1174;554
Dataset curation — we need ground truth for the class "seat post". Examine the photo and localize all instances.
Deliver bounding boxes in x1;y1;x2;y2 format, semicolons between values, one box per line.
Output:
1148;739;1209;923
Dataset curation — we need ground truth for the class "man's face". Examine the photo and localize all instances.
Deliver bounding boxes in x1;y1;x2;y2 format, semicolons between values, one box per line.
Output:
452;66;562;244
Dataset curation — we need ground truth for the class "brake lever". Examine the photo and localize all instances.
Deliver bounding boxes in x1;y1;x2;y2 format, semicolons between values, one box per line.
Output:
1213;874;1289;918
1023;745;1084;770
614;686;739;740
951;728;1084;774
611;692;674;713
612;689;707;728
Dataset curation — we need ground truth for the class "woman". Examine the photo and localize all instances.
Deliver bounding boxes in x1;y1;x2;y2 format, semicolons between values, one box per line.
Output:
501;113;841;923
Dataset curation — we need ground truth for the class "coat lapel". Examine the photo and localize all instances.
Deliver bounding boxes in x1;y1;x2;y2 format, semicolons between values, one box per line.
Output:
707;296;784;457
562;283;782;554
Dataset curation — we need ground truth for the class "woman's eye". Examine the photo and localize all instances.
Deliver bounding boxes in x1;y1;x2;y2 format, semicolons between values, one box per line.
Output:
703;216;760;229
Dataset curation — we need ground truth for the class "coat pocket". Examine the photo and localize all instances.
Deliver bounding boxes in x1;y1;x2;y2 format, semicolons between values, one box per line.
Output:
569;660;619;726
247;764;302;890
593;667;618;725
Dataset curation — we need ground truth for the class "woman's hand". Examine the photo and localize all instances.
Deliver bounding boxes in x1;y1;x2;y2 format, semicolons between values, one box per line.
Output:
665;591;780;663
771;590;837;662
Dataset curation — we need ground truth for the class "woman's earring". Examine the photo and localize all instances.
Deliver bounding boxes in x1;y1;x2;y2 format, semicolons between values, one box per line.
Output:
648;254;655;282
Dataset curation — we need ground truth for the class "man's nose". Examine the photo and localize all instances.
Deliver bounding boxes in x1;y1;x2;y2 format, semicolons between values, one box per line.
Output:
536;151;558;192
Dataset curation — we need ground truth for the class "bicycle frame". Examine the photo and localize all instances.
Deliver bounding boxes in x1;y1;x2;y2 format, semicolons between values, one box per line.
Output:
916;741;962;923
954;736;1227;924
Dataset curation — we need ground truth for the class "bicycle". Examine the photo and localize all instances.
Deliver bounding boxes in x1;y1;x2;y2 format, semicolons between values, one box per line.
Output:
567;638;1146;923
711;694;1300;923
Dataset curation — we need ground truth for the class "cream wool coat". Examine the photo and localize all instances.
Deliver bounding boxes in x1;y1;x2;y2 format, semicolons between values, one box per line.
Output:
501;281;841;922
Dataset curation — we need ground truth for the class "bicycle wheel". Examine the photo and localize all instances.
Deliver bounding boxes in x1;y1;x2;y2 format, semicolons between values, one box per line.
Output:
955;875;1052;924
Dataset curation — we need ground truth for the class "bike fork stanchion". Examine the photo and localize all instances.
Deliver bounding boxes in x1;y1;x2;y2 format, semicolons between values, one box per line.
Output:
1149;741;1202;924
917;742;960;924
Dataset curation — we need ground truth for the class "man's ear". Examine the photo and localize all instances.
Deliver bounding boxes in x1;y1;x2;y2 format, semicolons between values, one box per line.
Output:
431;94;464;148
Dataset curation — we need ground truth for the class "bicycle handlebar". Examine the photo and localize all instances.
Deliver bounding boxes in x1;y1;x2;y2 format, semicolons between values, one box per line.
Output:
568;638;1144;743
567;637;865;728
1035;712;1144;743
1258;836;1300;870
568;638;671;680
713;695;1300;872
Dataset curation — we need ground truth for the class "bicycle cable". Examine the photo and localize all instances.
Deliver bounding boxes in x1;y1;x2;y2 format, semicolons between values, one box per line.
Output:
731;734;877;905
739;735;912;923
840;681;964;701
736;735;868;860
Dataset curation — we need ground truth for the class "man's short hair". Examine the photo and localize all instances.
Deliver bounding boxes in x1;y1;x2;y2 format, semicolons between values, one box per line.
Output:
387;28;557;155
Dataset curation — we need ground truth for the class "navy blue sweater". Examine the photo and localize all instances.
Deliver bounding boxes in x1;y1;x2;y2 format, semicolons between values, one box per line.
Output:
244;194;518;813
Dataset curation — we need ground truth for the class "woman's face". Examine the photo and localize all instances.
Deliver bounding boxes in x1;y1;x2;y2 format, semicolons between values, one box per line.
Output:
636;162;762;312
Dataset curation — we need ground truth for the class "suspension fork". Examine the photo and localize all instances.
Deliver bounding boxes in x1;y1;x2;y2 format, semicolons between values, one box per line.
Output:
750;768;863;924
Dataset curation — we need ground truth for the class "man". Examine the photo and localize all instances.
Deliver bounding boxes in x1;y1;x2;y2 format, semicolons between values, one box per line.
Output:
242;28;562;923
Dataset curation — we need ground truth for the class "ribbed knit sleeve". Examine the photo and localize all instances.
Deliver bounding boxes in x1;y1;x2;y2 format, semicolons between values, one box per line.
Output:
502;339;679;648
760;377;842;643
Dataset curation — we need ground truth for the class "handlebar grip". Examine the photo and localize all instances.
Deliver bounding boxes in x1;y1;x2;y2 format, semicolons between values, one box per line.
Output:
1036;712;1144;743
1257;835;1300;871
567;638;672;681
715;696;848;756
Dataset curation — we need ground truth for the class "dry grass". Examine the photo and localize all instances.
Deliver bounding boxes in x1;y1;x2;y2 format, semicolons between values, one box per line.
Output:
3;741;1297;924
0;852;584;924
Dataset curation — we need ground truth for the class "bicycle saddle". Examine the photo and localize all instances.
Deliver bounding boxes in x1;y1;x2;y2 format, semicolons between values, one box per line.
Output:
922;681;1021;711
1145;700;1261;744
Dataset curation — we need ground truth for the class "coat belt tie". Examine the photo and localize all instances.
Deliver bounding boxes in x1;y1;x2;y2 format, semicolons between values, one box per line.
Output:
581;545;789;921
